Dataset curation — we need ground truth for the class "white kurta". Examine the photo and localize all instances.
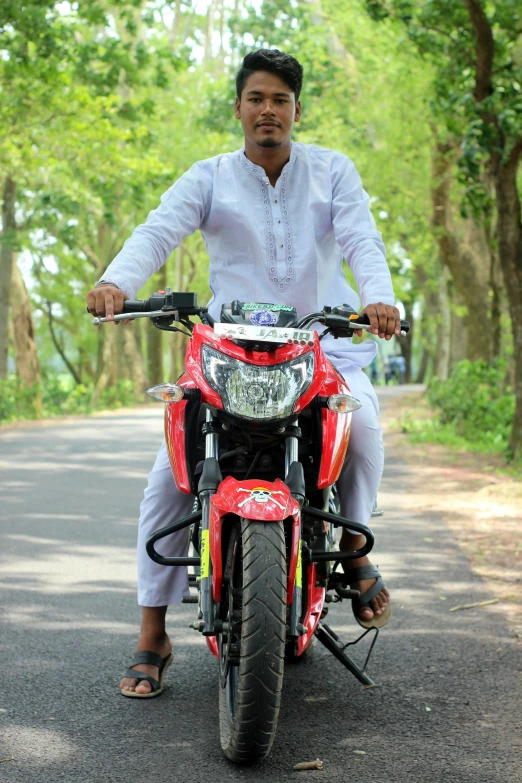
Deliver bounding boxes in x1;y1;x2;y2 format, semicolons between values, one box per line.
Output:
99;142;394;371
98;142;396;607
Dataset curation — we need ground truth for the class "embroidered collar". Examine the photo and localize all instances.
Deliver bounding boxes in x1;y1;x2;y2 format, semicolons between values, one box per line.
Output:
238;143;297;181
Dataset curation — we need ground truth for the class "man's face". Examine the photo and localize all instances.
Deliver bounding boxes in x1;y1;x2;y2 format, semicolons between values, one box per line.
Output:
235;70;301;149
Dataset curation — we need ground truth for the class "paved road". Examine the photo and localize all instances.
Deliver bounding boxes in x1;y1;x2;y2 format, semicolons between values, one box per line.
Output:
1;389;520;782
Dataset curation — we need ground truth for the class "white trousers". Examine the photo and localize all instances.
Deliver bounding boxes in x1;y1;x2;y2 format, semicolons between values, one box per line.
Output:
137;366;383;607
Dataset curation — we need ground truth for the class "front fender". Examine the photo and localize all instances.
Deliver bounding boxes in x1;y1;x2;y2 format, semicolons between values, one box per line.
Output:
209;477;300;604
213;476;298;520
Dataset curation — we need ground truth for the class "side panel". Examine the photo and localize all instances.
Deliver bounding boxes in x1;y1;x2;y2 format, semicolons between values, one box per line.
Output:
317;362;353;489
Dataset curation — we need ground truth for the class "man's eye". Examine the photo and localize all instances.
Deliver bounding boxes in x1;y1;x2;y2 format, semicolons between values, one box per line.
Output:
276;100;287;104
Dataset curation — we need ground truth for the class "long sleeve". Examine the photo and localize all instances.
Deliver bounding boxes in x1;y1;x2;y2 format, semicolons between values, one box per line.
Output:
330;153;395;308
98;162;213;299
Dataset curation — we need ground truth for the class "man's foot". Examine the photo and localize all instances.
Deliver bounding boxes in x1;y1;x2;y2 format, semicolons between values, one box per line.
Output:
340;532;390;623
120;633;172;695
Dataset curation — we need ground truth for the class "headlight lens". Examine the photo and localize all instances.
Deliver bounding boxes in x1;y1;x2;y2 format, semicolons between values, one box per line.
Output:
202;346;314;420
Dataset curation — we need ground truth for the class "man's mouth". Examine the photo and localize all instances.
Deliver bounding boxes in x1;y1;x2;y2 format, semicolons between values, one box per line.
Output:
257;122;279;128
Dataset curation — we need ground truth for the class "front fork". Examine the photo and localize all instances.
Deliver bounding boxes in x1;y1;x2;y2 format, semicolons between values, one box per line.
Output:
285;422;305;639
197;409;220;636
198;412;305;640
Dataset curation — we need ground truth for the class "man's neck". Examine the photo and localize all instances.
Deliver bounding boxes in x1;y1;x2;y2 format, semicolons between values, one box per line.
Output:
244;139;292;187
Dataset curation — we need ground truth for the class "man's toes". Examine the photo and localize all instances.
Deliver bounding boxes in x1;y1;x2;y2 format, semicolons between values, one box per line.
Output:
373;595;385;615
135;680;152;694
374;592;389;616
370;595;380;613
359;605;374;620
121;679;136;692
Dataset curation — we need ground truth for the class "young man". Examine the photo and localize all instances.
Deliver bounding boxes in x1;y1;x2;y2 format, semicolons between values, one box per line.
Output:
87;49;400;698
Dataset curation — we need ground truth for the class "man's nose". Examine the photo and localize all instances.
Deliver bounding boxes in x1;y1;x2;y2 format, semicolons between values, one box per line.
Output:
260;100;276;115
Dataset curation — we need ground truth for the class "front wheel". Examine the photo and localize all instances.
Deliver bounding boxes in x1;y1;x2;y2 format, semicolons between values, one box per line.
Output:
218;517;287;765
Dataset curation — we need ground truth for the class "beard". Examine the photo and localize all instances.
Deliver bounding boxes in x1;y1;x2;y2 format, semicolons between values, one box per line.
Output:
256;137;281;148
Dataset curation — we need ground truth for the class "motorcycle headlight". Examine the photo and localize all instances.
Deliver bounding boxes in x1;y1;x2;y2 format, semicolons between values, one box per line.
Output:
202;346;314;421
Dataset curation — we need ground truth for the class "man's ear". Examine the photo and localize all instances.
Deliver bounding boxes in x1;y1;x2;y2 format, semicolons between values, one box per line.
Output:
294;100;301;123
234;96;241;119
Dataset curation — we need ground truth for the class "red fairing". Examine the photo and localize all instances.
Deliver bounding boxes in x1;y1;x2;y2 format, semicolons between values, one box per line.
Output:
164;372;196;494
209;477;300;603
184;324;328;413
297;563;325;655
317;361;353;489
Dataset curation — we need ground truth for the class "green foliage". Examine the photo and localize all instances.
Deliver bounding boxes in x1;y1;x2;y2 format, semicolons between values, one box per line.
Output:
3;0;520;434
364;0;522;214
402;360;515;454
0;375;136;424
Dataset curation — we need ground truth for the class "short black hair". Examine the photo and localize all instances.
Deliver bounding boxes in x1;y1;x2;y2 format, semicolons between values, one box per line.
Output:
236;49;303;101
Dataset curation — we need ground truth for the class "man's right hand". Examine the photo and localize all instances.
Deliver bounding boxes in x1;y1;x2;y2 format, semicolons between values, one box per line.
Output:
86;283;129;322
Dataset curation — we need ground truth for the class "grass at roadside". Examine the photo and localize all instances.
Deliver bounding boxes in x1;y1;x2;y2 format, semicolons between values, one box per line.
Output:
0;375;137;425
386;389;522;640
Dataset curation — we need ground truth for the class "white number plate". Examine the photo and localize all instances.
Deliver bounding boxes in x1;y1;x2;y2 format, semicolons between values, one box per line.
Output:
213;322;314;345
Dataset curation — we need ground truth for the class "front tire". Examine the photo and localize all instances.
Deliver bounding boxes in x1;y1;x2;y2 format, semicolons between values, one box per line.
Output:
219;517;287;765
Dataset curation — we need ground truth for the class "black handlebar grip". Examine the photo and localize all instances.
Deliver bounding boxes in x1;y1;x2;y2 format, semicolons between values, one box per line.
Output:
354;314;410;334
122;299;149;313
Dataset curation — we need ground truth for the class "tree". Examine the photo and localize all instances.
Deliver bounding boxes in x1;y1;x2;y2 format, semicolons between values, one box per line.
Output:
364;0;522;457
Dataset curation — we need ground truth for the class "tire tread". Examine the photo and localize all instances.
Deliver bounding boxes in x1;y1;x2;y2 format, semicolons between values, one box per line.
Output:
219;518;287;764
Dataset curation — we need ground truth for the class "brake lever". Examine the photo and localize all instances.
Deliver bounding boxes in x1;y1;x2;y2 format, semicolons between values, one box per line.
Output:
92;309;179;325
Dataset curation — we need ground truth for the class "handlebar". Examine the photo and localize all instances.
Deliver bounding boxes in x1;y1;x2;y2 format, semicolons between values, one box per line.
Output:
90;291;410;337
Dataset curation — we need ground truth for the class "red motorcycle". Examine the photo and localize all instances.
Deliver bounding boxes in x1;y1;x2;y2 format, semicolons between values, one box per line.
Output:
94;291;409;765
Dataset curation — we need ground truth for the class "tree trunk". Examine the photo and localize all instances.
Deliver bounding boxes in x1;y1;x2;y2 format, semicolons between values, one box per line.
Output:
92;327;116;406
494;158;522;458
449;299;468;371
204;0;215;64
462;0;522;455
431;140;493;362
11;262;42;392
123;326;148;401
489;250;503;360
146;266;166;384
0;176;16;378
416;347;429;384
170;0;182;45
398;301;413;382
45;301;82;385
170;247;185;381
434;266;451;380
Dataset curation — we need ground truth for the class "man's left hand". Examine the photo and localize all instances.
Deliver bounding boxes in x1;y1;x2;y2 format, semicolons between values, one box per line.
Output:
357;302;401;341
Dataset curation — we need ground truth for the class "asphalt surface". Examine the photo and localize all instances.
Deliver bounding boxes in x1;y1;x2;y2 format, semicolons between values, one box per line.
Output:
1;386;521;782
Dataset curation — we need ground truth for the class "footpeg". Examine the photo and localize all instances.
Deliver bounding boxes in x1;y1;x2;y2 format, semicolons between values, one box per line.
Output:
335;586;360;599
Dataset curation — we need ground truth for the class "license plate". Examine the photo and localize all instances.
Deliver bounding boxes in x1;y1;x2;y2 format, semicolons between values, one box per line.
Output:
213;323;314;345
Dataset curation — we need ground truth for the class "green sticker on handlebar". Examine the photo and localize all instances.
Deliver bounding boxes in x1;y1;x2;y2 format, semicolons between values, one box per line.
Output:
200;529;210;579
241;302;295;312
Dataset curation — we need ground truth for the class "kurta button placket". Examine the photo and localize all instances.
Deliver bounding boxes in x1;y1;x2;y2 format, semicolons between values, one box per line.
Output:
239;144;297;292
